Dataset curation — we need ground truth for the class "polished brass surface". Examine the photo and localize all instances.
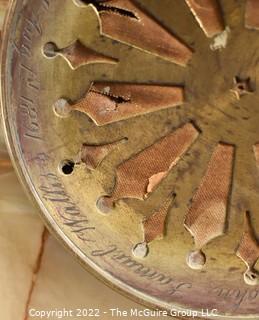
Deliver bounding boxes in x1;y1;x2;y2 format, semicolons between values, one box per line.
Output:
2;0;259;319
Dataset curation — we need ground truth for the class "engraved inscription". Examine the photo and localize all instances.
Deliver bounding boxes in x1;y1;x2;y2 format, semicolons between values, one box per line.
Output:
33;153;95;242
19;65;42;140
91;244;192;295
12;2;49;141
211;286;259;308
39;173;96;242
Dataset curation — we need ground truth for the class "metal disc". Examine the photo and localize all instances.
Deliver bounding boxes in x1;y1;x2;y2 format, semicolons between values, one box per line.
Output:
2;0;259;318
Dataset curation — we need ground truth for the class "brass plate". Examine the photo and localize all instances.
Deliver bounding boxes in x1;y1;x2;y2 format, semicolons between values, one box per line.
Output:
2;0;259;318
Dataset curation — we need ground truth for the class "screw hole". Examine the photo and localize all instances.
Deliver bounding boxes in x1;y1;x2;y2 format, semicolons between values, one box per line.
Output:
60;160;75;175
43;42;58;58
53;99;71;118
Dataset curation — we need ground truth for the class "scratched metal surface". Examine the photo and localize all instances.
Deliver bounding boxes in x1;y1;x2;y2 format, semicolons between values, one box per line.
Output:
2;0;259;319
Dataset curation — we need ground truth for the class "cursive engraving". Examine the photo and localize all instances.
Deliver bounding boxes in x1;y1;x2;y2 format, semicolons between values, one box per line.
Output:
91;245;192;294
12;1;50;141
32;153;95;242
39;172;95;242
210;286;259;308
